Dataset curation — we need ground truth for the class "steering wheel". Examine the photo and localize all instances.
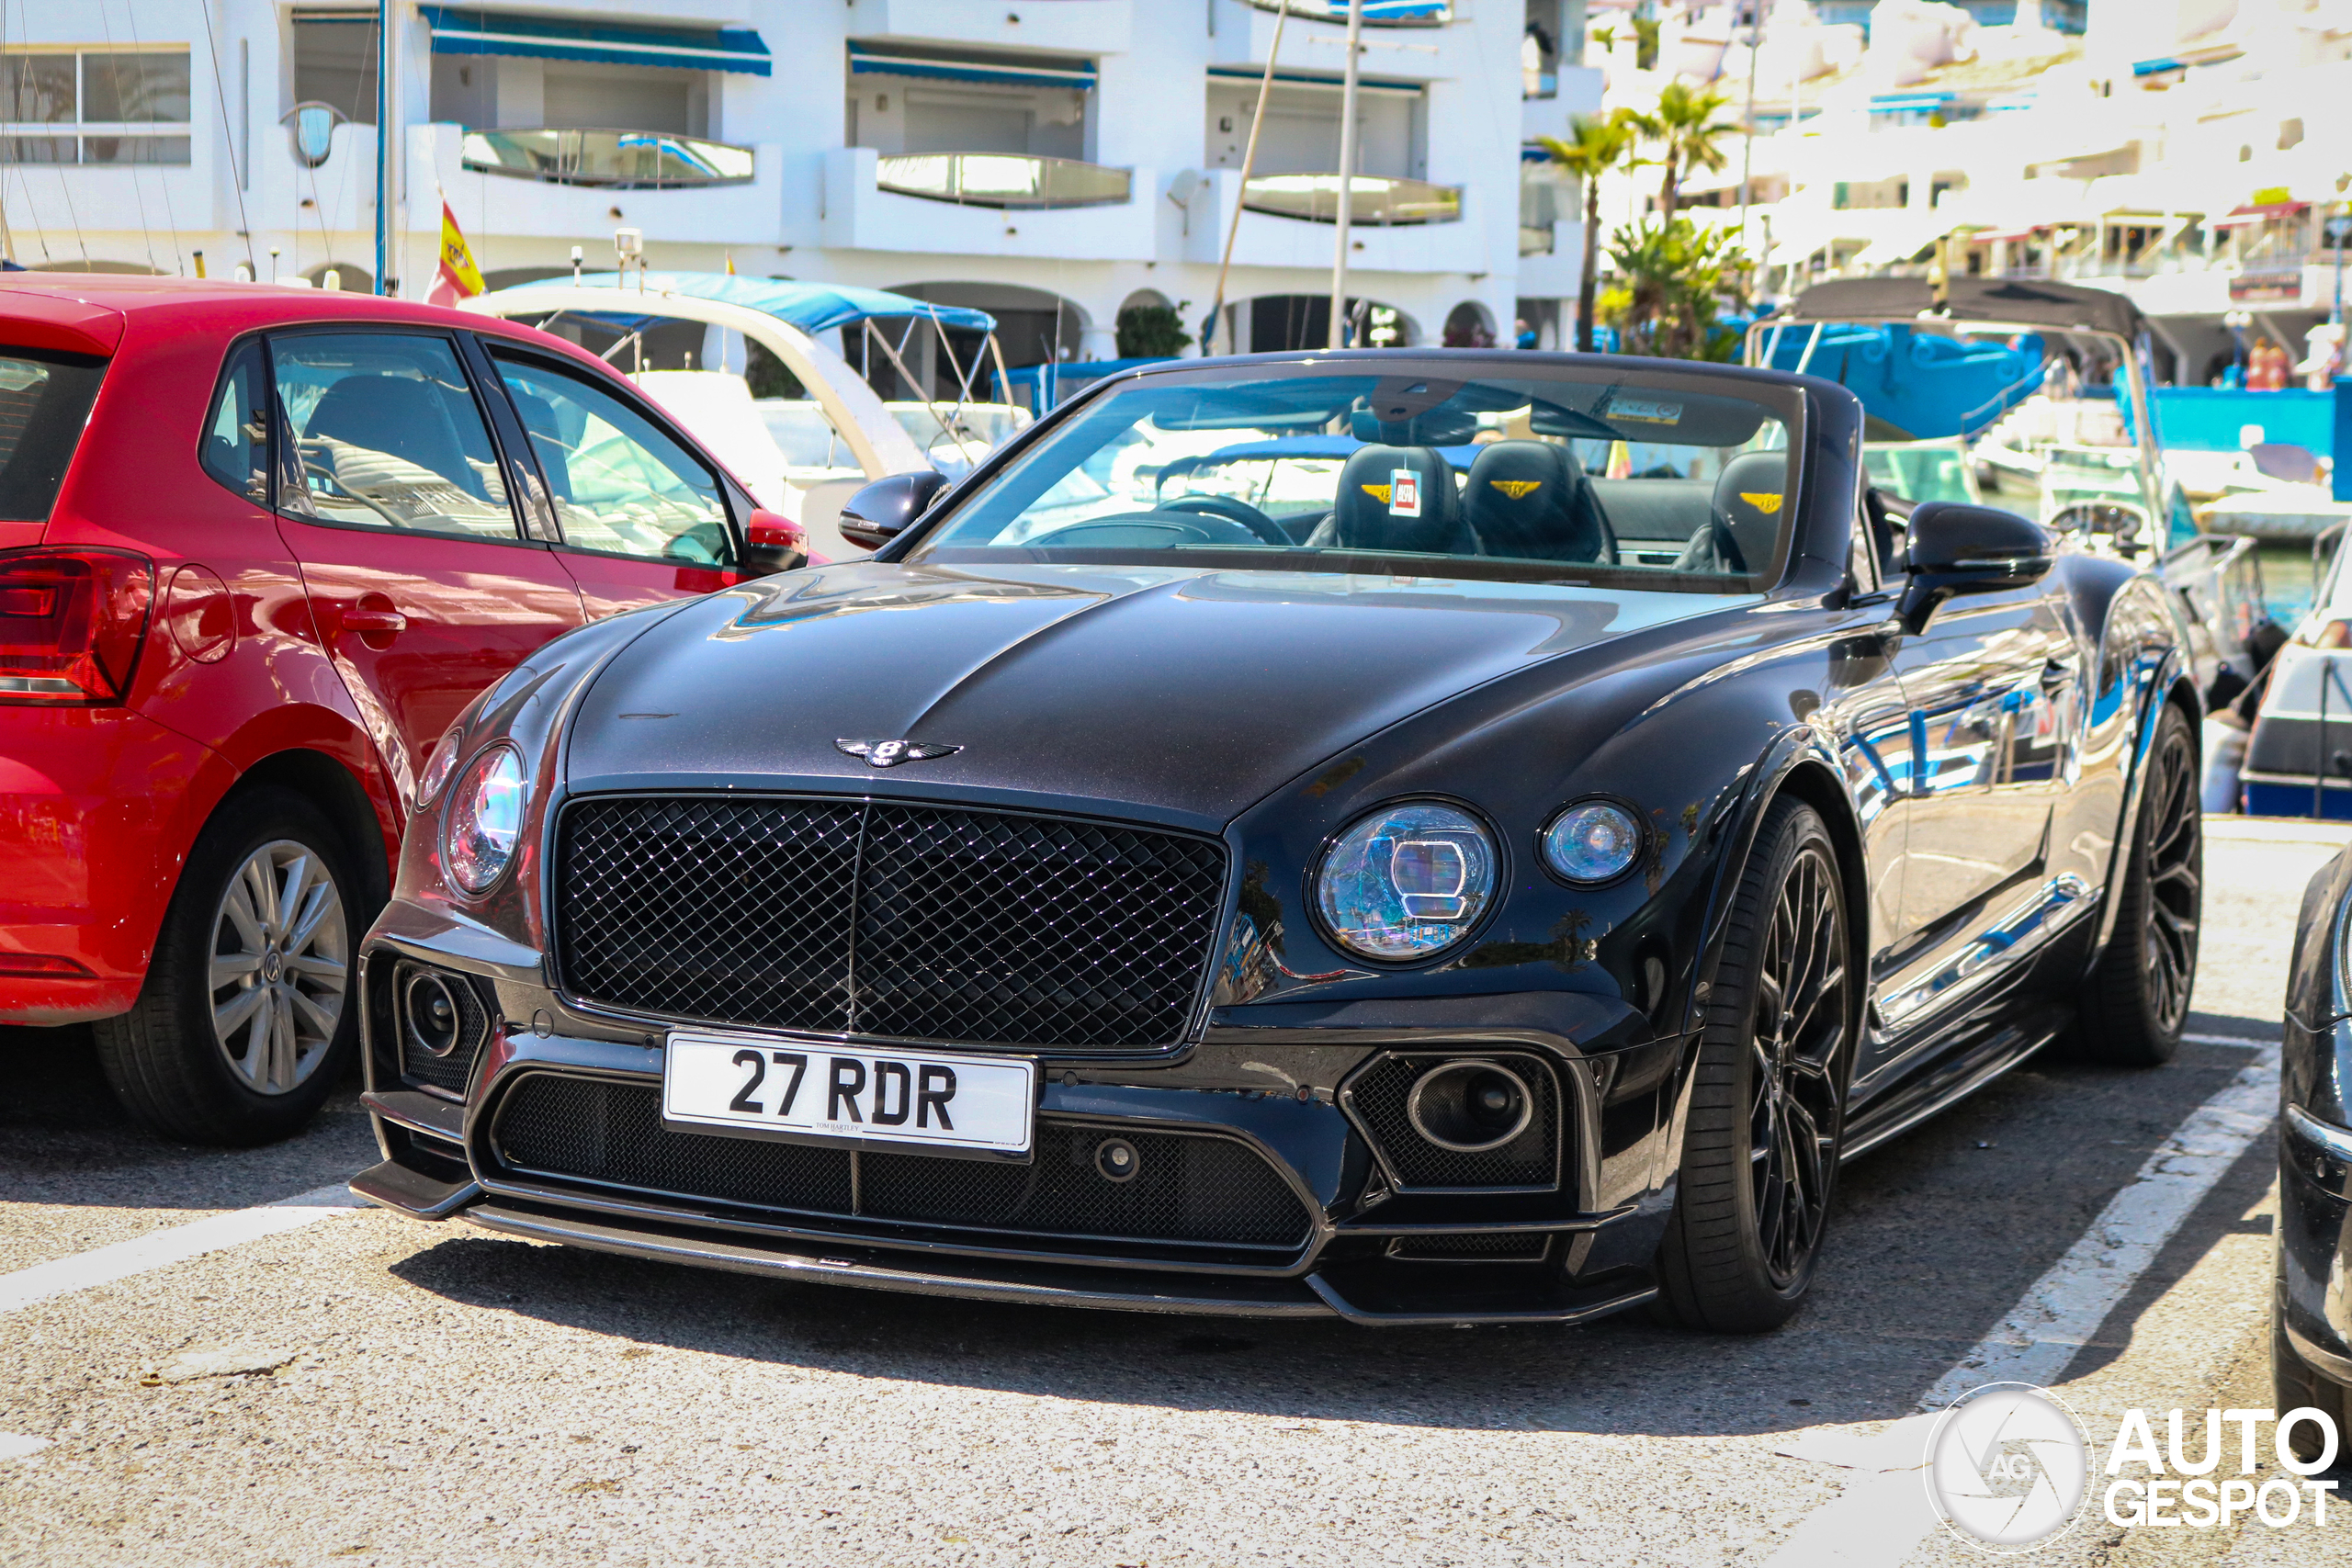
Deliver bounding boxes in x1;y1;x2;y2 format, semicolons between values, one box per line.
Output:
1161;494;1288;545
1022;511;1269;549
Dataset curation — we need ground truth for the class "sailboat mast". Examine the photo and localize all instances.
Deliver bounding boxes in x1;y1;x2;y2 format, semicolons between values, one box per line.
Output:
375;0;390;294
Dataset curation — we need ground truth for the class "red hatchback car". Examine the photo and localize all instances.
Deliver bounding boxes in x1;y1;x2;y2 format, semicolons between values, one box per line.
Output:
0;276;804;1144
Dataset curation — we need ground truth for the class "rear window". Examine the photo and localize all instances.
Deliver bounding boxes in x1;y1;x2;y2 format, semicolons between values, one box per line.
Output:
0;348;107;522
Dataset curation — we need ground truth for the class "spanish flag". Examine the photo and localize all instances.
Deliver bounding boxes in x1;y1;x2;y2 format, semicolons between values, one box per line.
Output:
426;200;485;307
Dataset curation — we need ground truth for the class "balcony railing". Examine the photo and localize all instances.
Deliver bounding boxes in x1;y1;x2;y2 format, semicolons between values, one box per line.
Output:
874;152;1132;209
1242;174;1462;226
1244;0;1451;23
460;128;754;189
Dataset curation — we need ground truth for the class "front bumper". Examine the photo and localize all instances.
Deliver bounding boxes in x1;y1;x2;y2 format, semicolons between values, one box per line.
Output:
2279;1101;2352;1381
353;923;1684;1325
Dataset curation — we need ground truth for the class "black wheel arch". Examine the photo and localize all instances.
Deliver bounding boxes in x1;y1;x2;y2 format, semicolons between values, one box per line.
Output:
220;748;393;918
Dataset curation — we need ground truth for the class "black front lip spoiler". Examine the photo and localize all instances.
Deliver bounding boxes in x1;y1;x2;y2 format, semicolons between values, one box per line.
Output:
430;1196;1654;1326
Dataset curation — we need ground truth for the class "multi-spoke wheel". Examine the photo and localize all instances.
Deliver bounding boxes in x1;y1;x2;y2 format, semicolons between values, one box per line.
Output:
1655;796;1855;1332
2075;704;2201;1066
206;840;349;1095
95;786;369;1145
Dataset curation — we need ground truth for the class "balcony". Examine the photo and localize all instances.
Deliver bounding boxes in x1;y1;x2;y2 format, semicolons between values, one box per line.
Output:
412;122;783;246
1241;0;1450;22
459;128;754;189
820;146;1156;260
1239;174;1462;226
1181;167;1485;273
875;152;1131;209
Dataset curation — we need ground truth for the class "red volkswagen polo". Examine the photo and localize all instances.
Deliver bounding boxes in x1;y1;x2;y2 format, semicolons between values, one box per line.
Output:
0;275;805;1144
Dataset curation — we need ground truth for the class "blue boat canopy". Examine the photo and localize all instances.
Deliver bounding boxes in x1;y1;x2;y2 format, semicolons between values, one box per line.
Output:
848;42;1097;90
564;273;997;334
422;6;771;75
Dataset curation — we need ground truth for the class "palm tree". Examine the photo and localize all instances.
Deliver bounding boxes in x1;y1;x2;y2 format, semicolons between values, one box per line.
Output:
1624;81;1740;219
1540;112;1641;354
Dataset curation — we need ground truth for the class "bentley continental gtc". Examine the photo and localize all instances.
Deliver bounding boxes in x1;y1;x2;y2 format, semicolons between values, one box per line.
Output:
352;351;2203;1329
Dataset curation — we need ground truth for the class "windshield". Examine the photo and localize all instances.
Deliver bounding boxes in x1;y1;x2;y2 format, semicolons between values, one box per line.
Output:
906;366;1804;591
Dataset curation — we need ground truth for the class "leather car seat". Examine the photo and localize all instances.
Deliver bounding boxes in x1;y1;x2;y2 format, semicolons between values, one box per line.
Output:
1462;441;1616;563
306;375;482;497
1677;450;1790;576
1308;445;1476;555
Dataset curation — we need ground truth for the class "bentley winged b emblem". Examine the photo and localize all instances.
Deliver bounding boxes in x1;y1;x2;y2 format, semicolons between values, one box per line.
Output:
835;738;961;768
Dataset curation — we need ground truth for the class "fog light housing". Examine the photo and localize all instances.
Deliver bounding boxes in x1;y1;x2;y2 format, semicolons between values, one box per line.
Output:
1406;1060;1534;1153
401;969;461;1059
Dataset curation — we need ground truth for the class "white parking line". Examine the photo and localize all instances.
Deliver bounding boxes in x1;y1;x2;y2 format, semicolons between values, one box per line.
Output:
0;1183;359;1317
1764;1044;2282;1565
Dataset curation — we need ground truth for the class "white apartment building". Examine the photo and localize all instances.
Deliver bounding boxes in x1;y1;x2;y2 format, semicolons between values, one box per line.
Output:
0;0;1605;383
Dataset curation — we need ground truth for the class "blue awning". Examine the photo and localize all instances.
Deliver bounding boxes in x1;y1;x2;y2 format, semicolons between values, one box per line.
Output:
565;272;996;334
1870;91;1955;112
2132;56;2187;76
848;43;1096;89
422;7;771;76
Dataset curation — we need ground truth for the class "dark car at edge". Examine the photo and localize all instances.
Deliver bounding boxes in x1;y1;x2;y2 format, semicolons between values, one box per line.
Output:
349;349;2203;1329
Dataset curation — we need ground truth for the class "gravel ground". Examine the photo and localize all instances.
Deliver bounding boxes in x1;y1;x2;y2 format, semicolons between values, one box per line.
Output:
0;817;2346;1567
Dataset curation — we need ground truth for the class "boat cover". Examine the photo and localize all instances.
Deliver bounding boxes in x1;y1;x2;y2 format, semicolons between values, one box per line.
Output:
1779;276;2148;343
564;272;997;334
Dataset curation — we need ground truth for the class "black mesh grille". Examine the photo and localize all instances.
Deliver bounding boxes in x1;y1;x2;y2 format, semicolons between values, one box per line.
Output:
493;1075;1312;1250
391;963;492;1098
1386;1233;1553;1262
555;796;1227;1050
1345;1053;1562;1190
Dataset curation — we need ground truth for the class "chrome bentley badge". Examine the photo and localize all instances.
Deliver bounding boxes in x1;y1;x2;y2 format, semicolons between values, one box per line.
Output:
835;738;961;768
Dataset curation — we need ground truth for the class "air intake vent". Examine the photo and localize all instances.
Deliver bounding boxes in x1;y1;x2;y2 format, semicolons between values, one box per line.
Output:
1341;1051;1563;1191
386;961;492;1099
493;1075;1314;1251
554;796;1227;1050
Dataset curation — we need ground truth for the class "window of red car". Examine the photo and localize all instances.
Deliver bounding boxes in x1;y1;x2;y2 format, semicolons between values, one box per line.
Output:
487;353;735;568
198;339;268;505
269;333;521;540
0;347;107;522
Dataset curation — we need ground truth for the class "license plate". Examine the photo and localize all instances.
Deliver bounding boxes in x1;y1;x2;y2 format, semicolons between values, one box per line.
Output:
662;1030;1035;1157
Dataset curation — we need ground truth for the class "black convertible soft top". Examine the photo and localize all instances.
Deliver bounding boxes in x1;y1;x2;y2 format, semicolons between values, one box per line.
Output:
1777;276;2149;342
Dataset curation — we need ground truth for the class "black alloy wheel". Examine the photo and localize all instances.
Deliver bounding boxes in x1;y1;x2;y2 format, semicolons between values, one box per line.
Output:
2075;704;2200;1066
1655;797;1855;1333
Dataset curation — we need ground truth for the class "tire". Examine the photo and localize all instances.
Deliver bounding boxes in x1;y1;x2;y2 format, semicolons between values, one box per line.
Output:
93;785;364;1145
2075;703;2200;1066
1653;797;1856;1333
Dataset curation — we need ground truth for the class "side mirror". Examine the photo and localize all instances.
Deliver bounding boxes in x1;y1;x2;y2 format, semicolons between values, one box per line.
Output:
742;508;810;574
1897;502;2054;631
838;470;949;552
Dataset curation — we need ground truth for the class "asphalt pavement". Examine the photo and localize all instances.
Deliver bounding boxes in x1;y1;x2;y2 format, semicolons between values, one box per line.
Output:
1;815;2346;1567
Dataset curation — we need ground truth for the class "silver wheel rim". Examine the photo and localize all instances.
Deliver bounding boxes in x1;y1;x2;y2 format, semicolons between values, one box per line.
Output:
208;839;348;1095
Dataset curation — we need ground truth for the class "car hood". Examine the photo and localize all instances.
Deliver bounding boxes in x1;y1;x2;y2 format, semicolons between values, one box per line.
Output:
565;560;1744;828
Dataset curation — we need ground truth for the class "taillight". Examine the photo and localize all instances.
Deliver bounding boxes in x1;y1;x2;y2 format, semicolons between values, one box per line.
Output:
0;549;155;704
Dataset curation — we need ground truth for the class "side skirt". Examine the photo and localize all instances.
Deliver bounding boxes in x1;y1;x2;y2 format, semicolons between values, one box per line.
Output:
1839;1001;2072;1162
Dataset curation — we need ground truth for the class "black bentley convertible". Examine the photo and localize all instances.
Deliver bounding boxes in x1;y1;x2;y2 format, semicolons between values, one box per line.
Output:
354;352;2203;1329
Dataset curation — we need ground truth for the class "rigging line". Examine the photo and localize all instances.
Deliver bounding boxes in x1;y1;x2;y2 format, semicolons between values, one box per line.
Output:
26;0;87;261
118;0;183;272
93;1;158;273
198;0;254;275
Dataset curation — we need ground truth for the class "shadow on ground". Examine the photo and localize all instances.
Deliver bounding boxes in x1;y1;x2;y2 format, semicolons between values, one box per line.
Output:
381;1016;2278;1442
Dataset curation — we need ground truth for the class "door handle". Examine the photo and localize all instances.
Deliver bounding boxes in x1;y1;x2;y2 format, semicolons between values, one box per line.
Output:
342;606;407;637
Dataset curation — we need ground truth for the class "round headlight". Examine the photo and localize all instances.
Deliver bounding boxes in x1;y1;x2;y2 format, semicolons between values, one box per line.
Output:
414;726;463;810
1542;800;1643;885
444;746;529;895
1315;801;1497;962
